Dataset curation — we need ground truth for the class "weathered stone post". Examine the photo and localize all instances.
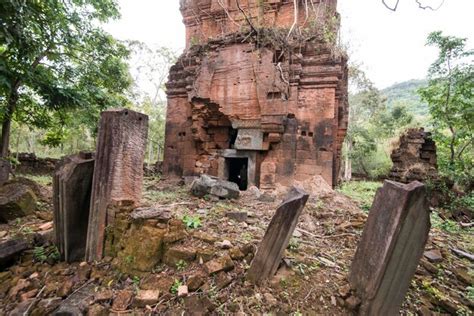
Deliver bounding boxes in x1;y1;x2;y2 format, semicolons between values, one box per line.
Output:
53;152;94;262
247;187;309;284
85;109;148;262
349;180;431;315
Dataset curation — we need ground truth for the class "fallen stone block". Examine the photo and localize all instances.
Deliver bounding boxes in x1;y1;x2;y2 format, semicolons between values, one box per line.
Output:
0;239;29;269
112;290;133;312
134;289;159;307
246;187;309;284
130;207;172;222
0;181;37;222
424;249;443;263
204;255;234;275
177;285;188;297
349;180;430;315
191;174;239;199
163;245;196;267
53;283;95;315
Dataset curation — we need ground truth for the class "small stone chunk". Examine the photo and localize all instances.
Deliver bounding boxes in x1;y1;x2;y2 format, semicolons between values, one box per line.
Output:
20;289;38;302
196;248;215;263
205;255;235;275
229;247;245;260
192;231;218;243
338;284;351;298
453;268;473;285
345;295;361;310
39;221;53;231
225;211;248;222
177;285;188;297
163;246;196;266
216;240;233;249
95;289;113;303
141;275;174;293
424;249;443;263
264;293;278;306
134;290;160;307
112;290;133;311
56;278;74;297
187;275;205;291
215;272;232;290
88;304;109;316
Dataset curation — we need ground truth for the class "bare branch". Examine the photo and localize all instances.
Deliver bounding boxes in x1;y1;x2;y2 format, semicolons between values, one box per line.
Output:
415;0;445;10
287;0;299;39
382;0;400;11
236;0;257;34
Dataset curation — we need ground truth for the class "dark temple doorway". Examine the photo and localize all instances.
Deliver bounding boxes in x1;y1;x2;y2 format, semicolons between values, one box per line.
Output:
226;157;248;190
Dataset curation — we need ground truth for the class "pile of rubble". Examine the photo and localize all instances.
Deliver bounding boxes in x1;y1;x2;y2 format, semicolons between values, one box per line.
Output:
390;128;438;183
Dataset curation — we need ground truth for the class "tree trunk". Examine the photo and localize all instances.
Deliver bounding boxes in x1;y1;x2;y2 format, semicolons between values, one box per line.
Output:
0;92;18;158
343;141;352;181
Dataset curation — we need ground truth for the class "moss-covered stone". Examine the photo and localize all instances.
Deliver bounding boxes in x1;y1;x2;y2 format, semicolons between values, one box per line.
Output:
115;224;166;275
0;182;37;222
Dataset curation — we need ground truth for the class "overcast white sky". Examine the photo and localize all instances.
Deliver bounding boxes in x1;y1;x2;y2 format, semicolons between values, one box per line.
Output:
105;0;473;89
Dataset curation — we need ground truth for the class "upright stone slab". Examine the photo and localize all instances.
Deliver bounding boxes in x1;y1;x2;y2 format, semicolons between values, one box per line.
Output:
86;109;148;262
247;187;309;284
53;153;94;262
349;180;430;315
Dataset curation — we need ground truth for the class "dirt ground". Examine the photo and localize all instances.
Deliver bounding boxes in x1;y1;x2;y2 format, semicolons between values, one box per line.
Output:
0;175;472;315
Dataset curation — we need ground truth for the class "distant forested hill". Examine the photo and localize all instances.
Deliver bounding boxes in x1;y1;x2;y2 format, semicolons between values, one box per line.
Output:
381;79;429;117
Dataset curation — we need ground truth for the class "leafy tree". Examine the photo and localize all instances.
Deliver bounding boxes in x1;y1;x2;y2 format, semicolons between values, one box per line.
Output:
0;0;131;157
418;31;473;184
128;43;178;163
343;65;415;180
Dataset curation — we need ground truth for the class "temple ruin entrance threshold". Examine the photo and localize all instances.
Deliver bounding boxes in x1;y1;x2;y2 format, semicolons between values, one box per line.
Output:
226;157;248;190
218;149;258;190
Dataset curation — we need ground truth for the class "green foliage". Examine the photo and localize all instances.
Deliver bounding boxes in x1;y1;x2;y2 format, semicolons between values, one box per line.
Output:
182;215;201;229
337;181;382;212
176;259;188;271
17;173;51;186
418;31;474;186
467;286;474;301
33;245;60;263
430;212;465;234
170;279;182;294
382;79;429;117
0;0;131;155
132;276;140;288
287;238;300;252
345;65;416;179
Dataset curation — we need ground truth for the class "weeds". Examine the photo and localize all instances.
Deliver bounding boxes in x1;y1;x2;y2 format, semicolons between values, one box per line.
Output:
182;215;201;229
176;259;188;271
33;245;60;263
337;181;382;212
171;279;182;294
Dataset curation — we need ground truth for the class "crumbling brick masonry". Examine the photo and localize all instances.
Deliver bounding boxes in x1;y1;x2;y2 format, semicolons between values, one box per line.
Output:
164;0;348;189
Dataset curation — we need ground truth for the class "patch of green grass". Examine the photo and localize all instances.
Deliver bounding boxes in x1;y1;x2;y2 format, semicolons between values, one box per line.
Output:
337;181;382;212
143;188;187;204
430;212;473;236
17;173;52;186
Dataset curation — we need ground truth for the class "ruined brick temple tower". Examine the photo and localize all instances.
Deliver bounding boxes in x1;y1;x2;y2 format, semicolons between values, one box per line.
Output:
164;0;348;190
